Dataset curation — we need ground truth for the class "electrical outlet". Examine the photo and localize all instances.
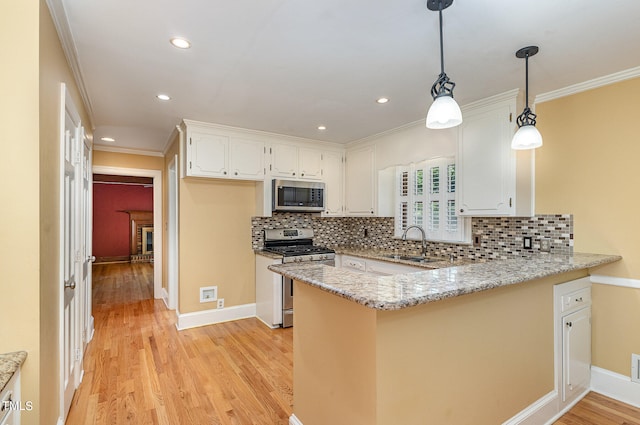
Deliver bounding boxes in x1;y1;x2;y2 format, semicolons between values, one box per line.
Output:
217;298;225;309
473;233;481;247
632;353;640;383
523;236;532;250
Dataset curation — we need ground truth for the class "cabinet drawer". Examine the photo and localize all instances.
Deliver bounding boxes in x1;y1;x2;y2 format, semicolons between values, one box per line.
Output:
561;287;591;313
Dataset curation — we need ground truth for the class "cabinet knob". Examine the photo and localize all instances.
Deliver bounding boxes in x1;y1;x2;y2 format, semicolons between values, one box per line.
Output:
234;171;238;175
575;297;583;302
566;321;573;328
370;210;374;214
292;172;296;176
460;209;464;213
223;171;227;175
301;173;304;176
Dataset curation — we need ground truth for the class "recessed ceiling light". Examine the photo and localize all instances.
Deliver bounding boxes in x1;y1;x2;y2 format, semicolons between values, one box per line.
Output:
376;97;389;104
100;137;115;142
317;126;327;131
157;94;171;101
170;37;191;49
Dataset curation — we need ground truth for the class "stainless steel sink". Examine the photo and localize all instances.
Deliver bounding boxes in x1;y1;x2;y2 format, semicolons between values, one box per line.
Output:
382;255;440;263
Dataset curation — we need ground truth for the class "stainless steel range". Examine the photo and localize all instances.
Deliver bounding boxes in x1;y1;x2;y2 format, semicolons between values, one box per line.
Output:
263;228;335;327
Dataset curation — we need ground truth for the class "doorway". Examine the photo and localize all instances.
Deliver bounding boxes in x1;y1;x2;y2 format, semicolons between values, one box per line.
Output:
91;166;163;299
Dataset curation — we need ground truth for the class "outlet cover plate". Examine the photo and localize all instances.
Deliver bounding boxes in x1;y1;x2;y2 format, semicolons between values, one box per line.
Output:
632;353;640;383
217;298;225;309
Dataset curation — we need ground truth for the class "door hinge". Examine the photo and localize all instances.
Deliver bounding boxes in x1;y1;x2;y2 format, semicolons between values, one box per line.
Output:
189;137;192;145
270;164;272;171
509;197;512;207
189;161;192;169
321;154;324;161
264;147;266;154
75;348;81;361
509;113;513;122
269;147;272;154
264;168;266;175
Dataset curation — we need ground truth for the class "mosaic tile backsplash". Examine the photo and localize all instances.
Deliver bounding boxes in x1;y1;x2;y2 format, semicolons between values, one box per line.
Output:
252;213;573;260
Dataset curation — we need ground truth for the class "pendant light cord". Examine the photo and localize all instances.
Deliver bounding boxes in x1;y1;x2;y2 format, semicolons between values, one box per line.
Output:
438;2;445;74
524;53;529;109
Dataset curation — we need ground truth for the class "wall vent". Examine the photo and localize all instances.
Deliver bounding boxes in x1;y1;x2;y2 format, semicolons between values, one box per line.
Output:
200;286;218;303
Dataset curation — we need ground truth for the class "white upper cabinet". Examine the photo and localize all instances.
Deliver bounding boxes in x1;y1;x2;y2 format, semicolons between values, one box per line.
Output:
457;89;534;217
183;121;265;181
270;143;299;178
186;130;229;178
345;145;376;216
298;147;323;180
229;137;265;180
270;143;323;180
322;150;344;216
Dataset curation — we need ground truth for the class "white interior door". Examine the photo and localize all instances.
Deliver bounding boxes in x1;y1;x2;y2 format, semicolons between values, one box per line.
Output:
60;84;83;420
80;136;94;350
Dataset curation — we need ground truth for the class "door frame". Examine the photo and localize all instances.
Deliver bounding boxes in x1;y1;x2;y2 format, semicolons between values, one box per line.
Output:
91;165;163;299
167;154;179;310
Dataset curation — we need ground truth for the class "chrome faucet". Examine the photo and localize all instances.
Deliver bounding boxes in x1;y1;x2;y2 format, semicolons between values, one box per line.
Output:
402;225;428;257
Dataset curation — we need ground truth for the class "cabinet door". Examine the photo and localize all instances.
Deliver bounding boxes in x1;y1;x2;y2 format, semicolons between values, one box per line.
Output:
271;143;298;178
229;138;265;180
187;131;229;177
457;103;514;216
345;146;376;216
322;151;344;216
562;307;591;402
298;148;323;180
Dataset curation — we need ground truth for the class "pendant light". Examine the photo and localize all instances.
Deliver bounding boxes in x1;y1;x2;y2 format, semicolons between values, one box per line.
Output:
511;46;543;150
426;0;462;130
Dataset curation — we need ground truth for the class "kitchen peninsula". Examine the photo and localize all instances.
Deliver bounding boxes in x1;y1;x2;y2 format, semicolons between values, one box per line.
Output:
269;252;621;425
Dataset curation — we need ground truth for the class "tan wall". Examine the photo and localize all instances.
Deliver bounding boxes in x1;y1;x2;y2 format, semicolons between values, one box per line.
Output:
294;283;377;425
536;77;640;376
178;177;256;313
0;2;40;424
93;149;164;171
294;271;585;425
0;2;93;424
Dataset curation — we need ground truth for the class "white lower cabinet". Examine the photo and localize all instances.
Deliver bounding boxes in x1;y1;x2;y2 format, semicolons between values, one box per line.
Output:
554;277;591;408
255;255;282;328
0;369;21;425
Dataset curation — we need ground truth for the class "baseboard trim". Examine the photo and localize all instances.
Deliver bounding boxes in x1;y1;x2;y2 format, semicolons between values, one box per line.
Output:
502;391;558;425
176;303;256;330
591;366;640;408
160;287;170;308
289;414;303;425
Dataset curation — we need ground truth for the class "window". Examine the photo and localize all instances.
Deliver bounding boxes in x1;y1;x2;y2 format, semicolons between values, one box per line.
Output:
394;157;470;243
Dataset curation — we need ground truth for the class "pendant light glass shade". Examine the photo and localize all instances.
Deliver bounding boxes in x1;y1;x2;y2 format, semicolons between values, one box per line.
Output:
512;46;542;150
511;124;542;150
426;95;462;129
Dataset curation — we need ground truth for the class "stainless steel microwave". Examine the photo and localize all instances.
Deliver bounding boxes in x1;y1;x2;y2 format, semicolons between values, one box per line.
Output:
272;179;325;212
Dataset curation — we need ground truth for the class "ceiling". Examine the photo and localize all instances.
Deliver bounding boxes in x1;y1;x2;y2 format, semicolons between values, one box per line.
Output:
56;0;640;153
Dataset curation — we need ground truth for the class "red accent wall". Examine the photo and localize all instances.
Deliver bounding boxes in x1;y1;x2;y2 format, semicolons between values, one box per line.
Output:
92;183;153;258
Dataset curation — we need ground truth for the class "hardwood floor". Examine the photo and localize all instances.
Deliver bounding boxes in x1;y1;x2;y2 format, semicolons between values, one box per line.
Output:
66;263;293;425
554;392;640;425
68;263;640;424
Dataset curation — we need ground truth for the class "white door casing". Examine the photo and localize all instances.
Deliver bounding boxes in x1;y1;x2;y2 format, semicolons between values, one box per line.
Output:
167;154;179;310
91;165;163;299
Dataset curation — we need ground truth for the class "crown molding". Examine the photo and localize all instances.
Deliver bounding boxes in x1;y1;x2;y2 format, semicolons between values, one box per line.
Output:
46;0;96;130
93;145;164;158
535;66;640;104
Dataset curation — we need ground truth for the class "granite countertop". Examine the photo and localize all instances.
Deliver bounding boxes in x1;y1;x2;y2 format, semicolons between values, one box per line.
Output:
254;249;284;260
332;247;480;268
0;351;27;392
268;252;622;310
